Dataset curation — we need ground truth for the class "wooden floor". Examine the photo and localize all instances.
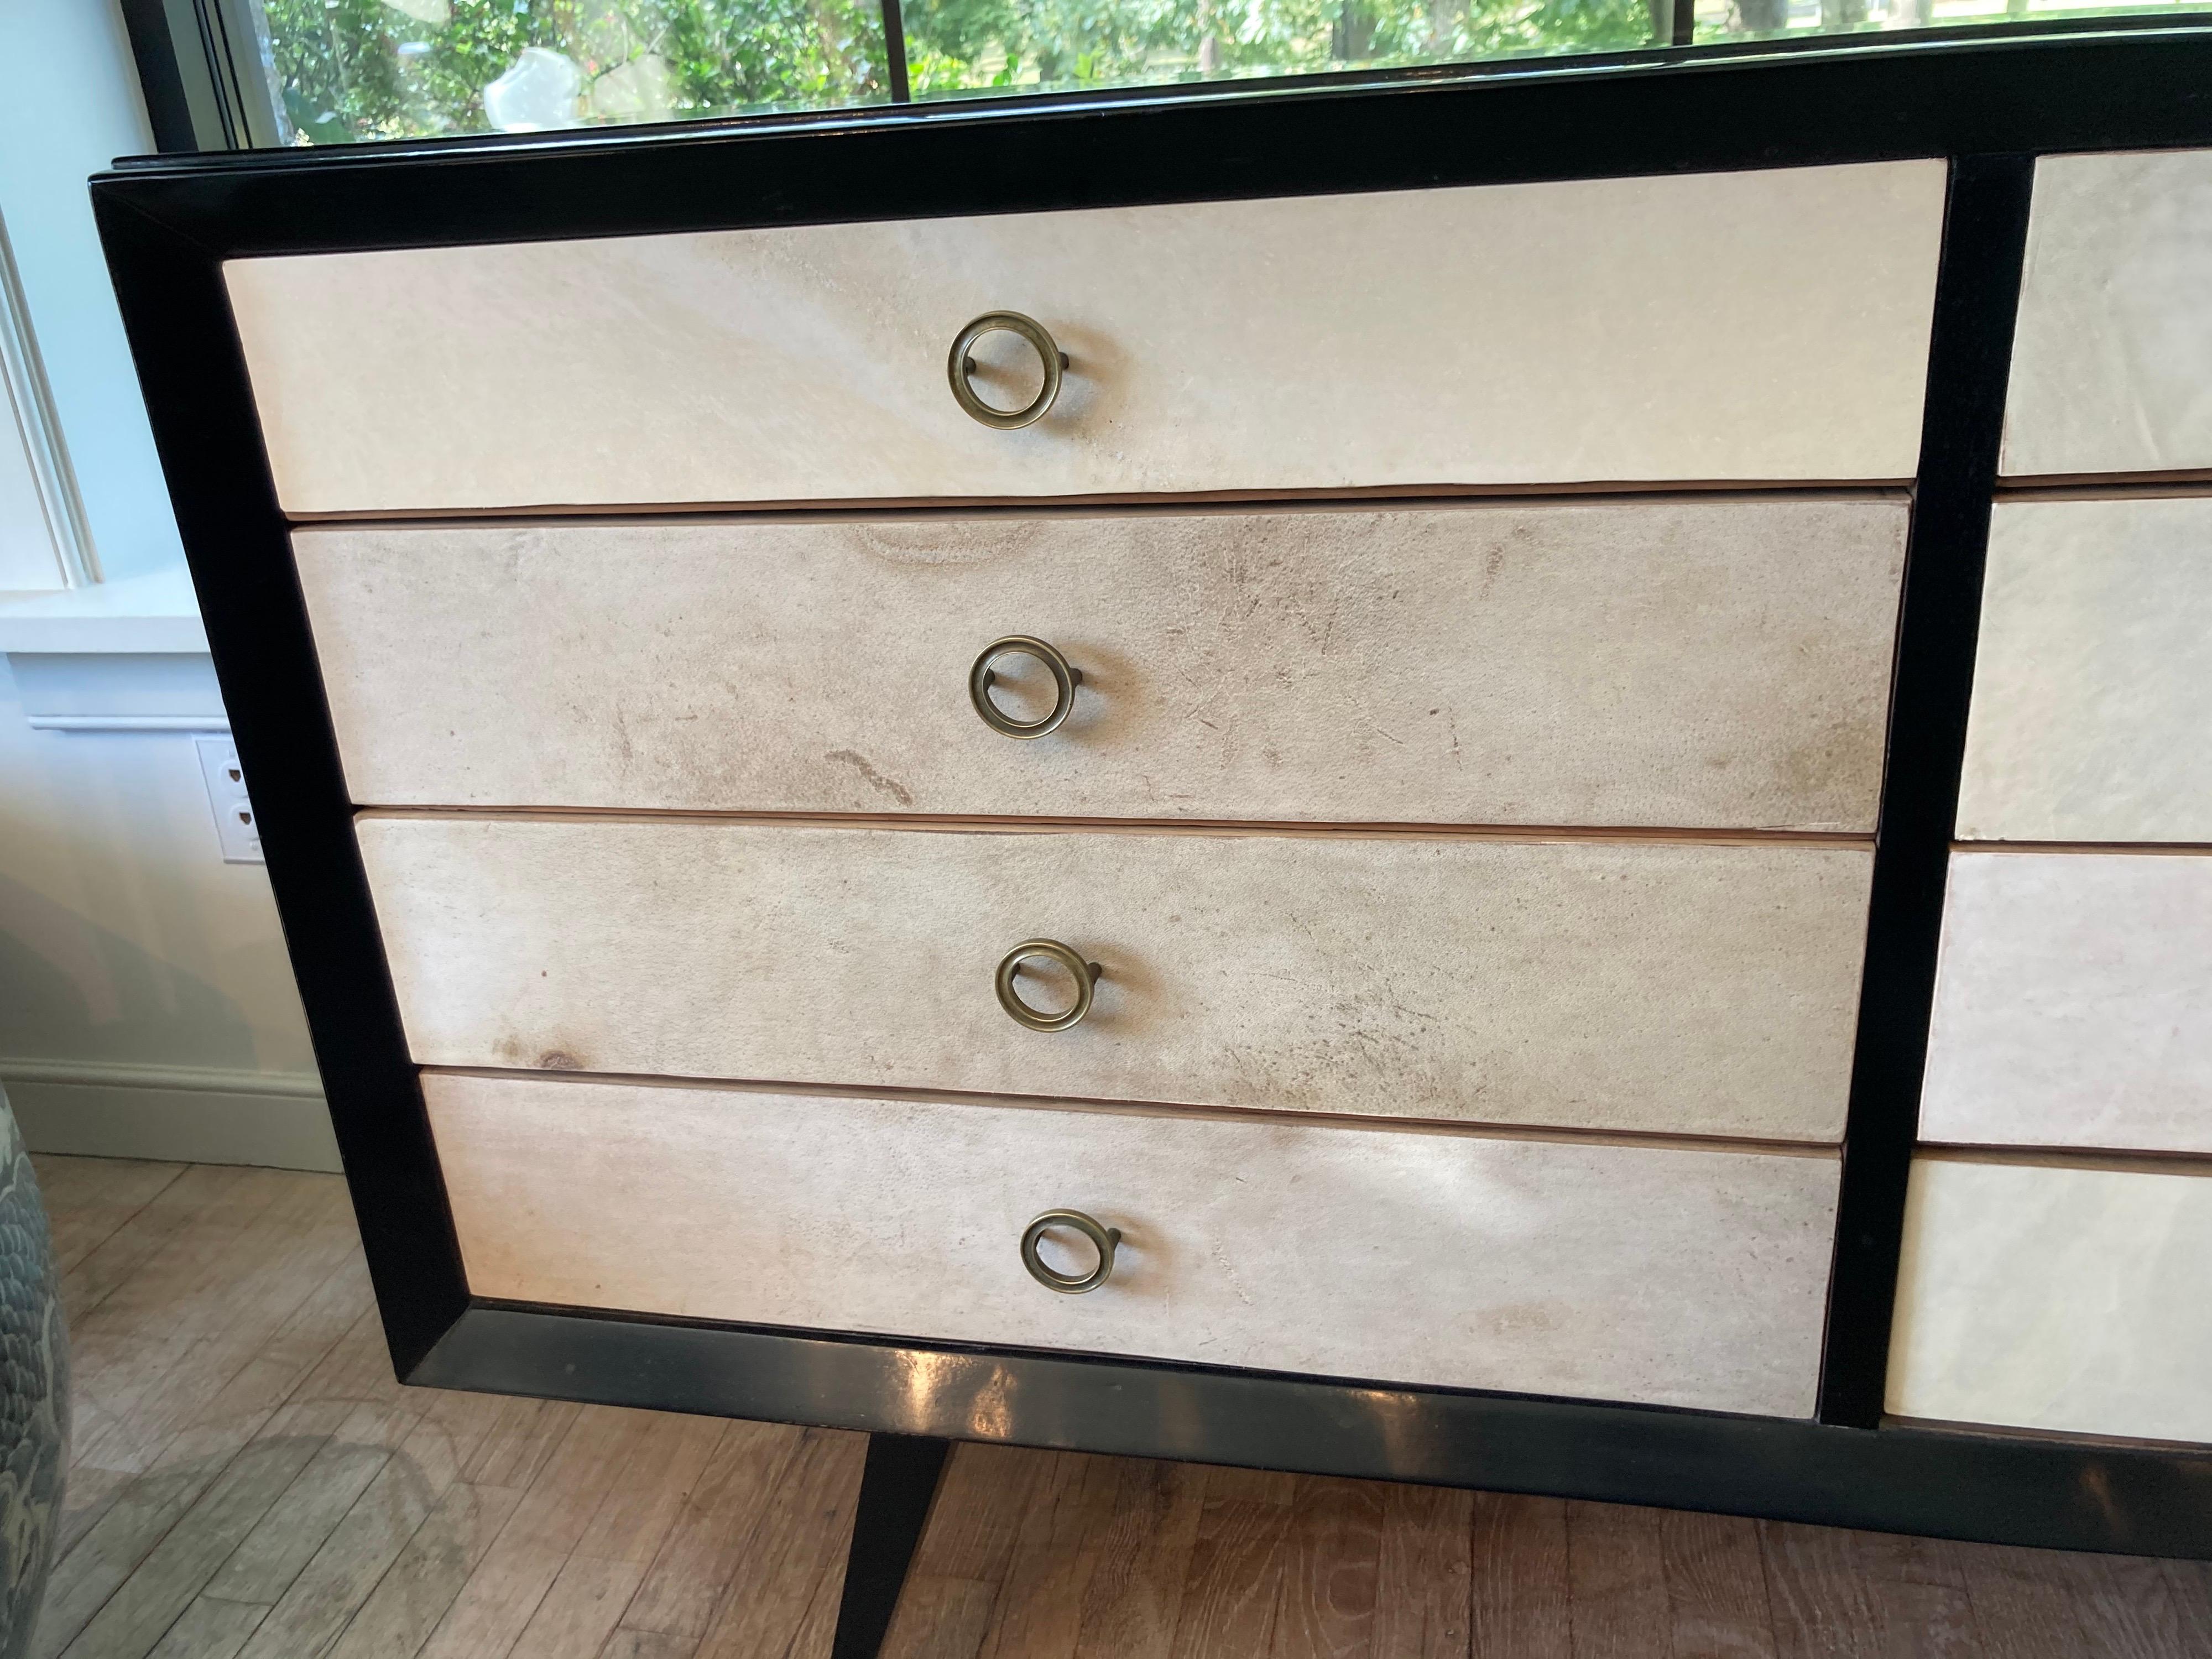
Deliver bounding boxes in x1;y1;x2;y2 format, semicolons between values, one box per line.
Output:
25;1155;2212;1659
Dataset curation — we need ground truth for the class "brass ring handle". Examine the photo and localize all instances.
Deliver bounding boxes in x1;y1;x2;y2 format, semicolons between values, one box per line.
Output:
995;938;1101;1032
969;635;1082;739
1021;1208;1120;1294
948;311;1069;430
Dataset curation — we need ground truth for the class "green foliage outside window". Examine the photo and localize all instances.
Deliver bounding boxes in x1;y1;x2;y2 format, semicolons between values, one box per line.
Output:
259;0;1651;143
902;0;1649;95
264;0;891;143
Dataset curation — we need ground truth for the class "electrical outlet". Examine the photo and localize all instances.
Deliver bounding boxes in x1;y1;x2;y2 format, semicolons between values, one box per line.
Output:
195;736;264;864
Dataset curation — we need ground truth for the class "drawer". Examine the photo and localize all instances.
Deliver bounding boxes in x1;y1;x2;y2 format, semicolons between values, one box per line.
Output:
227;163;1944;514
358;817;1872;1141
1923;852;2212;1155
425;1072;1840;1417
299;499;1908;831
1888;1157;2212;1444
2002;150;2212;479
1957;498;2212;842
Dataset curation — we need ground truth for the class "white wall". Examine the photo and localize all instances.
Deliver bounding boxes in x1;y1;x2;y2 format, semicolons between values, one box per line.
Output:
0;2;183;584
0;3;334;1170
0;660;335;1169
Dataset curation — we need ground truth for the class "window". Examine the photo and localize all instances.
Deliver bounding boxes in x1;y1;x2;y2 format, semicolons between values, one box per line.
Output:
128;0;2212;148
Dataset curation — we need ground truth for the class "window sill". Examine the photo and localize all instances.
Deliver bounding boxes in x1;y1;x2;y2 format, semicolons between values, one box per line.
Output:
0;567;207;654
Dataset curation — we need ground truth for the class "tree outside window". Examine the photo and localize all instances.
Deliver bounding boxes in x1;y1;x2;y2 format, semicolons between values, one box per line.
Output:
254;0;2212;144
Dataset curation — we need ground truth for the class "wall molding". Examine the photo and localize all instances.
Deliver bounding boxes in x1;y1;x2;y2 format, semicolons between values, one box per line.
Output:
24;713;230;732
0;206;98;588
0;1057;322;1095
0;1057;339;1172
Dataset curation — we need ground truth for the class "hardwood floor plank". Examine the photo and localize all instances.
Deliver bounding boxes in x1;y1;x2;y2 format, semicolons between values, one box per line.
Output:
287;1306;416;1412
876;1442;1066;1659
1761;1522;1878;1659
1658;1509;1775;1659
414;1535;568;1659
1368;1484;1470;1659
72;1331;308;1485
499;1407;661;1558
324;1480;526;1659
1468;1494;1571;1659
129;1254;377;1488
1165;1470;1297;1659
2163;1558;2212;1653
230;1415;466;1659
395;1389;518;1502
789;1545;848;1659
1563;1501;1671;1659
73;1170;347;1348
1949;1541;2085;1659
691;1428;866;1659
573;1415;729;1567
59;1467;137;1562
879;1444;1072;1659
201;1400;418;1605
70;1204;366;1481
35;1457;216;1659
905;1445;1058;1587
1269;1478;1385;1659
30;1156;186;1277
1764;1523;1983;1659
1854;1531;1980;1657
597;1631;698;1659
461;1399;585;1492
33;1400;352;1659
510;1556;649;1659
65;1329;201;1480
618;1421;805;1644
44;1248;377;1639
142;1597;268;1659
59;1165;265;1329
879;1578;1002;1659
2044;1549;2196;1657
204;1254;377;1413
1207;1470;1301;1509
1072;1459;1208;1659
53;1428;331;1659
974;1453;1123;1659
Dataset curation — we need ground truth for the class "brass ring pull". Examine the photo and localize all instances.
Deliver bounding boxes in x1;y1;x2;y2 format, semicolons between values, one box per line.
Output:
995;938;1100;1032
948;311;1068;430
1021;1209;1120;1294
969;635;1082;739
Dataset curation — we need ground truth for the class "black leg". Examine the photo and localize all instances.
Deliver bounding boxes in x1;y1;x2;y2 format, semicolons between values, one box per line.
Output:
830;1432;953;1659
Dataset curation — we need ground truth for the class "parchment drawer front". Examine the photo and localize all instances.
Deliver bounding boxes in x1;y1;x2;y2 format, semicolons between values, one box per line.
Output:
2003;150;2212;479
426;1072;1839;1417
228;162;1944;514
1923;852;2212;1156
1958;499;2212;843
1888;1158;2212;1444
359;817;1872;1141
300;500;1907;831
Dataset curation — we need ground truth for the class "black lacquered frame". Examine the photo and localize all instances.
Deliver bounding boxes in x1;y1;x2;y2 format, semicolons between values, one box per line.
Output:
91;27;2212;1575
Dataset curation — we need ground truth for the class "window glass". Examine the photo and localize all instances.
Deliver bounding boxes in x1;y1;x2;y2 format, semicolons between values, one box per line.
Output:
251;0;2212;144
263;0;892;142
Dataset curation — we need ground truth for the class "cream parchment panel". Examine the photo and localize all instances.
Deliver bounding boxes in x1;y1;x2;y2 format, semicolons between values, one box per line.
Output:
229;163;1944;512
429;1071;1842;1417
296;499;1908;831
359;816;1873;1141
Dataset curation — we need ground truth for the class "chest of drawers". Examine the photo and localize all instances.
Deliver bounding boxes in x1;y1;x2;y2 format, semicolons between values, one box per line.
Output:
95;29;2212;1593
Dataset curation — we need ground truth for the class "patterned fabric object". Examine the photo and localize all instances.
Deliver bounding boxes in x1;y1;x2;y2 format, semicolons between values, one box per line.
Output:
0;1087;66;1659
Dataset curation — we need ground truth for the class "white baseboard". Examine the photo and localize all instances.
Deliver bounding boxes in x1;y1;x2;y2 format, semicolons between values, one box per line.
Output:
0;1058;341;1172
